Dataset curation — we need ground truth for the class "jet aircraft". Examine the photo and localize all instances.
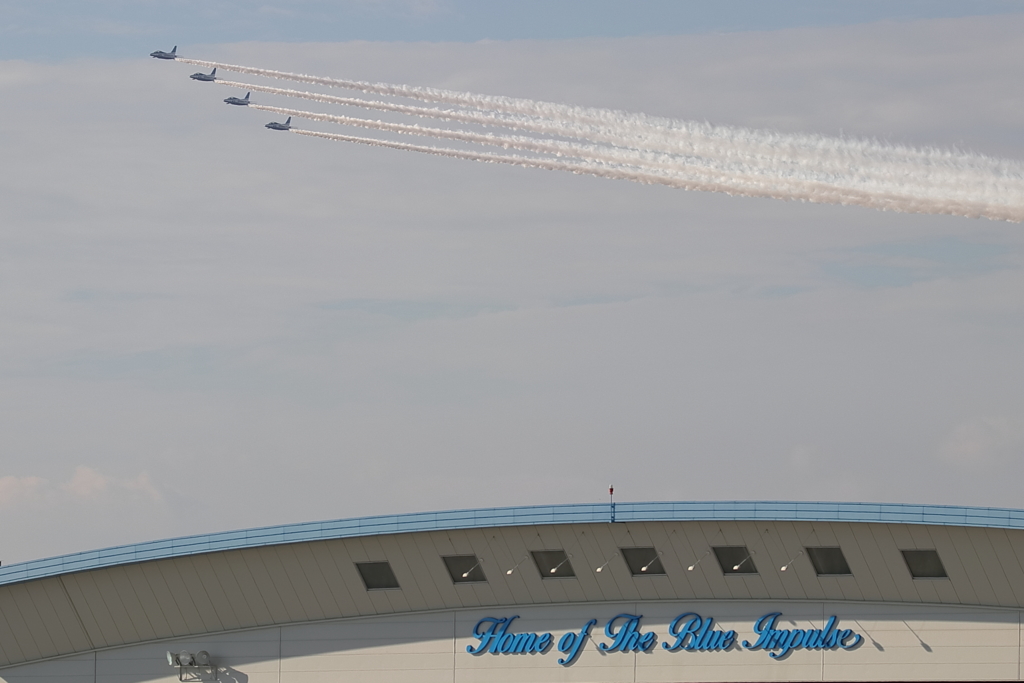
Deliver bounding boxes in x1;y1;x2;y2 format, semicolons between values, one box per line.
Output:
224;92;250;106
150;46;177;60
190;68;216;82
265;117;292;131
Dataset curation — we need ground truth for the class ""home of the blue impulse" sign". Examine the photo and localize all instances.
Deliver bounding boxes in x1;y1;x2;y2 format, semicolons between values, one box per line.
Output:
467;612;862;666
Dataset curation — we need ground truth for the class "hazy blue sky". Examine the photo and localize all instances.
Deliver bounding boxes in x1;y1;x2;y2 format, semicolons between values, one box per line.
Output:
1;4;1023;563
2;1;1023;59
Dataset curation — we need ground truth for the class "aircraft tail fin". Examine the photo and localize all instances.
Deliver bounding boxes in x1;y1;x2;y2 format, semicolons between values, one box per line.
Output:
171;46;177;54
245;92;250;100
285;117;291;125
211;68;216;76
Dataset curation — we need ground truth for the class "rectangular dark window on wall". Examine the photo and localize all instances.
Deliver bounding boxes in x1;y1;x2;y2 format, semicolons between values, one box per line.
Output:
902;549;948;578
806;547;853;576
443;555;487;583
621;547;666;576
713;546;757;575
355;561;401;590
531;550;575;578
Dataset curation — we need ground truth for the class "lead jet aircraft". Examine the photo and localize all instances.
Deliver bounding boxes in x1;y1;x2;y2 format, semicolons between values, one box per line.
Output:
190;68;216;82
223;92;250;106
265;117;292;131
150;46;177;60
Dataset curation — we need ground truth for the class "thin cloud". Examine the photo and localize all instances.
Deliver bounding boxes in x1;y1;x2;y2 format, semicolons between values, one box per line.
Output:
0;467;163;510
940;416;1024;467
0;475;48;509
60;465;163;502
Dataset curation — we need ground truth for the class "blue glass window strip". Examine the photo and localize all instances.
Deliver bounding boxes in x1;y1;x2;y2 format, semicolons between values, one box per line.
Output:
4;500;1024;586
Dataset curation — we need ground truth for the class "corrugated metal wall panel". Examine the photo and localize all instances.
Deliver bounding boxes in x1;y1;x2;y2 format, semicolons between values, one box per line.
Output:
5;584;57;659
119;564;174;640
2;520;1024;670
222;550;277;626
60;573;117;649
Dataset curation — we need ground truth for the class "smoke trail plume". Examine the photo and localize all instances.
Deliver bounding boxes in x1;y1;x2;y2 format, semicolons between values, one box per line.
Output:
188;59;1024;221
182;58;635;130
186;58;1018;174
217;80;653;151
252;104;712;171
291;129;1021;221
255;104;900;200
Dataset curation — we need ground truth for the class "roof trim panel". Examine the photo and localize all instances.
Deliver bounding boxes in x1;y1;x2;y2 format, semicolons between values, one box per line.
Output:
4;501;1024;587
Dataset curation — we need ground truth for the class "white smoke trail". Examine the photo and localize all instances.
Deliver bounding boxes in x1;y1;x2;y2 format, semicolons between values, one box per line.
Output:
229;79;855;183
291;129;1021;221
231;79;1016;198
216;80;664;153
253;103;1024;217
254;104;895;202
186;59;1024;221
184;57;1017;175
210;71;1024;206
182;57;640;131
251;104;720;173
252;104;595;159
290;128;822;197
196;58;866;171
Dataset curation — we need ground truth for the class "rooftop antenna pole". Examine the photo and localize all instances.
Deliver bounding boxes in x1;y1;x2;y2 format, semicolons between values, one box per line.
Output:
609;485;615;523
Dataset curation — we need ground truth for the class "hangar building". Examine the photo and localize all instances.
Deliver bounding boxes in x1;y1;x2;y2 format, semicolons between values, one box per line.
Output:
1;501;1024;682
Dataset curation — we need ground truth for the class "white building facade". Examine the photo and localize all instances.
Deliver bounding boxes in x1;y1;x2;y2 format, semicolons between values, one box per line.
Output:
1;501;1023;682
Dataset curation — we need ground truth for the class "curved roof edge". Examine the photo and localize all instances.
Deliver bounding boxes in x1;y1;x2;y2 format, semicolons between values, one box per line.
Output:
3;500;1023;587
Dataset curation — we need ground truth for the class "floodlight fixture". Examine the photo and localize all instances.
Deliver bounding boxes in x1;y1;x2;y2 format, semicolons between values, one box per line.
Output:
780;550;804;572
550;553;573;574
641;551;664;572
687;550;710;571
732;554;753;571
713;546;758;575
595;552;618;573
461;557;484;578
506;555;528;575
165;647;215;681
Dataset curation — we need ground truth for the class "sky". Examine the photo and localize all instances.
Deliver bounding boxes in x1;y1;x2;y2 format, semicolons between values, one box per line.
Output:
3;0;1024;60
2;3;1024;564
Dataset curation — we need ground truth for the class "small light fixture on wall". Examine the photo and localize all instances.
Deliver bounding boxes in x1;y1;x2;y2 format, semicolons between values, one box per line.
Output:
549;554;573;574
641;551;663;572
732;553;754;571
687;550;710;571
595;552;618;573
506;555;528;575
462;557;484;578
780;550;804;572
